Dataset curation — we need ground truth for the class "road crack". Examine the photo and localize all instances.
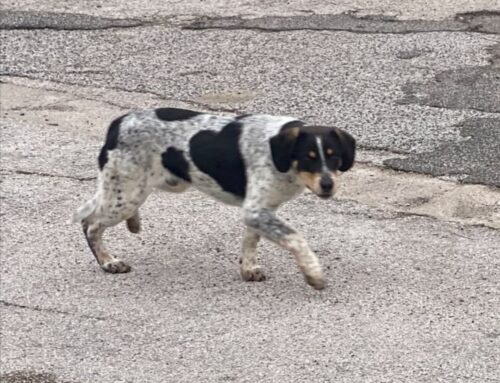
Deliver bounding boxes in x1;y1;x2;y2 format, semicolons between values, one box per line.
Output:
0;299;141;325
0;299;107;321
3;169;96;182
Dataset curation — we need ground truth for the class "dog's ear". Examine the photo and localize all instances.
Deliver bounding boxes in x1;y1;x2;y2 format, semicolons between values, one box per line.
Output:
270;121;302;172
333;128;356;172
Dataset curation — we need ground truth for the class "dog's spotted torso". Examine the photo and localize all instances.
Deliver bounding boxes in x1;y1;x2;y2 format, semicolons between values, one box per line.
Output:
105;109;304;208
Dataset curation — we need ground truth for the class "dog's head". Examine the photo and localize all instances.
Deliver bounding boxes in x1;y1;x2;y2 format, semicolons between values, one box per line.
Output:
270;122;356;199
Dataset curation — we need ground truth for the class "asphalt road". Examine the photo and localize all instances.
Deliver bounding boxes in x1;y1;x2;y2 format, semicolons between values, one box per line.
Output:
1;2;499;383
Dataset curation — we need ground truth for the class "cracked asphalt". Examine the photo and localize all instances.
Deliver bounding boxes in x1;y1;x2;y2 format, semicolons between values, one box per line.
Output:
1;2;499;383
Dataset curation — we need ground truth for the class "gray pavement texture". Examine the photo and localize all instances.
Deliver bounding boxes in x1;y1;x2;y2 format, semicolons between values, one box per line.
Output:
2;0;500;20
1;172;499;383
0;12;500;184
1;1;500;383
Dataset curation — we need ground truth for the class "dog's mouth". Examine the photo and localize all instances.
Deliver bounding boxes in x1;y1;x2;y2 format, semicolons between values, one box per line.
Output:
318;192;333;199
305;185;333;199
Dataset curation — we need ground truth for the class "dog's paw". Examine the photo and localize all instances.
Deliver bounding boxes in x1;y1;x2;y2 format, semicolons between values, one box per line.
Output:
304;274;325;290
101;260;131;274
240;266;266;282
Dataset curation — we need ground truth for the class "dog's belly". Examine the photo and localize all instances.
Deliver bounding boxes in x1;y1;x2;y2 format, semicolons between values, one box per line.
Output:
190;172;244;206
148;156;242;205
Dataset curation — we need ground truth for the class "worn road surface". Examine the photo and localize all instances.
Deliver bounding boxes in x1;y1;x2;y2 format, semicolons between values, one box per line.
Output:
1;1;499;382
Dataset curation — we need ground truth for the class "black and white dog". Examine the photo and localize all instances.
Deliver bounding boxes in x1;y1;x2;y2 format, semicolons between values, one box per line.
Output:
72;108;355;289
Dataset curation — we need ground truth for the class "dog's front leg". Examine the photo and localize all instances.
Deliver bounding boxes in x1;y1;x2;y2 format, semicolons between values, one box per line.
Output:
243;208;325;290
240;228;265;282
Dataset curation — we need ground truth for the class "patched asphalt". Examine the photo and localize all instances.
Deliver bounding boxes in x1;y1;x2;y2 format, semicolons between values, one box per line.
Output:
456;10;500;34
0;371;69;383
398;43;500;114
186;11;500;34
385;118;500;186
399;67;500;113
392;42;500;185
0;10;144;30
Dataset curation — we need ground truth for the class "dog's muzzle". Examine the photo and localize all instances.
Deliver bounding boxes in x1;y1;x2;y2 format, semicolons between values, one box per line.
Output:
319;174;334;199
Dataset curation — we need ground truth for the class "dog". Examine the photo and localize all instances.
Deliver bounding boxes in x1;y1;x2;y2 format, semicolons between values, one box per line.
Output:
72;108;355;290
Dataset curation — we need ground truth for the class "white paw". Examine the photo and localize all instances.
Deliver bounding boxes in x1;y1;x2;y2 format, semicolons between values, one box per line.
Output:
101;260;131;274
240;266;266;282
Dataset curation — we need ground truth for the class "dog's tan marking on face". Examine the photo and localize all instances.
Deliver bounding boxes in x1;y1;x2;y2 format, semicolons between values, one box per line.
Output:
298;170;340;196
326;148;334;156
308;151;317;159
286;126;300;139
298;171;322;193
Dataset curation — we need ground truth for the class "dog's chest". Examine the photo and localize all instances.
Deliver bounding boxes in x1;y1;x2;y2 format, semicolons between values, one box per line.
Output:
270;175;305;205
248;168;304;208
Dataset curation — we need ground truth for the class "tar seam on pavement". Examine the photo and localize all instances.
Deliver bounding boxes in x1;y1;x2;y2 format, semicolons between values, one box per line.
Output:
1;10;500;34
184;11;500;35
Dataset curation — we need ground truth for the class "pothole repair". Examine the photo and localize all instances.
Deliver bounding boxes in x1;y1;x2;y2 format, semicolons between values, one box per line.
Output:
0;371;72;383
384;118;500;188
398;43;500;114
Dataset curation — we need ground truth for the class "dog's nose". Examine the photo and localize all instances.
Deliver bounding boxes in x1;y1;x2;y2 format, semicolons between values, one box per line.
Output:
320;176;333;192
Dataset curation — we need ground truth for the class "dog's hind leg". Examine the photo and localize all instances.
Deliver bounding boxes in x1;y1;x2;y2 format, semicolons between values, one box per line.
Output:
81;186;149;272
76;153;152;272
83;220;131;273
239;228;265;282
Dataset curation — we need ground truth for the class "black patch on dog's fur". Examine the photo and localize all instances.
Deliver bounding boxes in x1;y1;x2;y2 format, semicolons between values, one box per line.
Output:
161;147;191;181
155;108;201;122
270;120;303;172
98;115;125;170
189;121;246;198
332;129;356;171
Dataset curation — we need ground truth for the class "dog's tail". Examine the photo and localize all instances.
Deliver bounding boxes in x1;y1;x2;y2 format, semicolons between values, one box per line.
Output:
71;196;97;224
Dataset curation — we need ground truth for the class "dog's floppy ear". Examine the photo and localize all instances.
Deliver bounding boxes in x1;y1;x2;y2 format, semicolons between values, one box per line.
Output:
333;128;356;172
270;121;302;172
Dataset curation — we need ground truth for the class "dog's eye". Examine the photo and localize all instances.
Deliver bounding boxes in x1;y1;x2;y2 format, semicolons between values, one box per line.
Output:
325;148;334;156
308;151;317;159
